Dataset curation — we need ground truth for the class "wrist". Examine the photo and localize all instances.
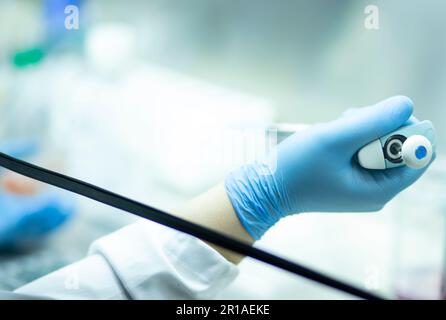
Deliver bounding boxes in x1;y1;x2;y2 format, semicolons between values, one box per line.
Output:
224;161;287;240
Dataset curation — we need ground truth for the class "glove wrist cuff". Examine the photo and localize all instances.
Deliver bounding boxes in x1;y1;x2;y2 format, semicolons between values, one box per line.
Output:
224;162;284;240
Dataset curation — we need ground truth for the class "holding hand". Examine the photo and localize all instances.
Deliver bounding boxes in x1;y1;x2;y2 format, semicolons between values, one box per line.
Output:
225;96;434;239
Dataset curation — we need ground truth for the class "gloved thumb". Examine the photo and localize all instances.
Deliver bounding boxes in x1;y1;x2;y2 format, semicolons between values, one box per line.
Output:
332;96;414;153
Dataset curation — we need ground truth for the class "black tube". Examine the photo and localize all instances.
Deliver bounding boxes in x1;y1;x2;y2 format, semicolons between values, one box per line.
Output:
0;152;384;300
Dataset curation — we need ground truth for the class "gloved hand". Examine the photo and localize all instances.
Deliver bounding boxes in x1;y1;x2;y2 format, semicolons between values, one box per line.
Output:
225;96;434;240
0;192;75;249
0;140;75;250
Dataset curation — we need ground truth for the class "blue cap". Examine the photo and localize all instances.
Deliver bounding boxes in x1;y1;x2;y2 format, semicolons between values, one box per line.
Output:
415;146;427;160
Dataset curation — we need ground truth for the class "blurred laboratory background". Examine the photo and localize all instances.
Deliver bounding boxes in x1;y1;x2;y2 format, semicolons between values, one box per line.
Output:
0;0;445;299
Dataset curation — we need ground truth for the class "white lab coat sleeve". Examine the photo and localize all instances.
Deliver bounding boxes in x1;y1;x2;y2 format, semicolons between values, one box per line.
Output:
15;221;239;300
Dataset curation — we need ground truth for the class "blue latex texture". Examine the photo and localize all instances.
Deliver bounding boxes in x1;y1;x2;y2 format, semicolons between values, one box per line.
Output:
0;140;75;250
225;96;434;240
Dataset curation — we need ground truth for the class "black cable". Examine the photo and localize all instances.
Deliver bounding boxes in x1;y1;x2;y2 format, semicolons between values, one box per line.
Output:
0;152;384;300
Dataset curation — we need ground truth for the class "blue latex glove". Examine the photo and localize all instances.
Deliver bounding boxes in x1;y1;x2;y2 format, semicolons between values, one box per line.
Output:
225;96;434;240
0;192;75;249
0;140;75;250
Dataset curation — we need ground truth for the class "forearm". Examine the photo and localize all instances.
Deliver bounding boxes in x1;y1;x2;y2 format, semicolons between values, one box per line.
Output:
176;182;254;264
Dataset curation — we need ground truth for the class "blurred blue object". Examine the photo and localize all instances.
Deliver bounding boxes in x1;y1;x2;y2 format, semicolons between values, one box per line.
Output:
226;96;433;240
0;192;75;250
0;139;38;160
43;0;85;51
0;140;76;250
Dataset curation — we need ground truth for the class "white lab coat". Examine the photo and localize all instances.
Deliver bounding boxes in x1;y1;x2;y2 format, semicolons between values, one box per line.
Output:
14;221;239;299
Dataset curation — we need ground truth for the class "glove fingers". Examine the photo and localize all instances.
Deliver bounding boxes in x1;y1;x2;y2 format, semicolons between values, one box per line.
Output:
367;152;435;200
330;96;414;154
342;108;419;125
